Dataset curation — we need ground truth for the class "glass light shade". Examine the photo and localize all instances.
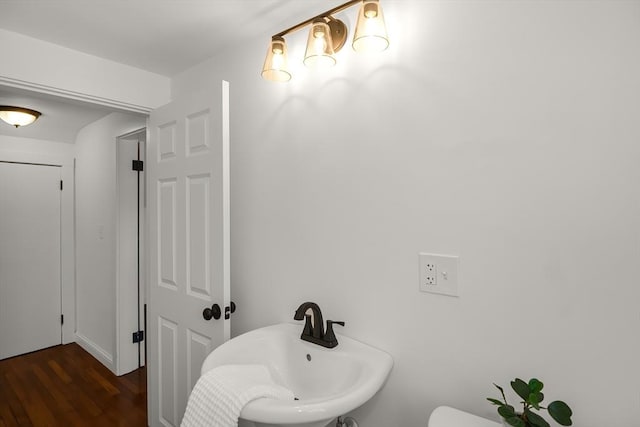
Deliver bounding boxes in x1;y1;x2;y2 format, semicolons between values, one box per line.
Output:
303;20;337;69
0;106;41;128
261;37;292;82
352;0;390;53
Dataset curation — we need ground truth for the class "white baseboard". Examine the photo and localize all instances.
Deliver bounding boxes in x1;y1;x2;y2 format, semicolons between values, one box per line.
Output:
75;332;116;374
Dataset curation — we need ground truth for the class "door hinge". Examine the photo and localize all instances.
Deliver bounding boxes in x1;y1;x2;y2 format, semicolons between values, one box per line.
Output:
132;330;145;343
61;314;64;325
132;160;144;171
60;180;63;190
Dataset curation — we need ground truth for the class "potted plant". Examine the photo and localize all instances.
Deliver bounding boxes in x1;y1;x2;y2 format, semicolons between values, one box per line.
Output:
487;378;573;427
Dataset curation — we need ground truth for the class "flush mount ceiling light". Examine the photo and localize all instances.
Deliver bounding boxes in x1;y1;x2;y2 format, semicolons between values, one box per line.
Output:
0;106;42;128
261;0;389;82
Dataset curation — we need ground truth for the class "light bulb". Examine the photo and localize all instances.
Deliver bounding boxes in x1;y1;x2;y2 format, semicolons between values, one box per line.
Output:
304;19;337;69
262;36;292;82
352;0;389;53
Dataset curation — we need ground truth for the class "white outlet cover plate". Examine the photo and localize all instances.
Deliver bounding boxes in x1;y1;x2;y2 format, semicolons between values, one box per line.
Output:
419;253;459;297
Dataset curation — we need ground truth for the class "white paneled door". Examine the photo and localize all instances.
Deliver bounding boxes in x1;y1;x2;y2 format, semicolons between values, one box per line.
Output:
0;161;62;360
147;81;230;426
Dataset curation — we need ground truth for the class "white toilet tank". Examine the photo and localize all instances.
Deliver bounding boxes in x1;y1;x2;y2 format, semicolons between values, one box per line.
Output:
428;406;501;427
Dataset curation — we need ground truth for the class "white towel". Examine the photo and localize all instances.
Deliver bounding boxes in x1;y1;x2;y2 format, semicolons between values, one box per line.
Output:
181;364;295;427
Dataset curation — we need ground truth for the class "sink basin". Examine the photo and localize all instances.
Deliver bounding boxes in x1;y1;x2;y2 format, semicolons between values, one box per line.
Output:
200;322;393;427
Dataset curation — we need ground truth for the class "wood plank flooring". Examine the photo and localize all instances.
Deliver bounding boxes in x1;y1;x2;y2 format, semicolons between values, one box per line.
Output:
0;343;146;426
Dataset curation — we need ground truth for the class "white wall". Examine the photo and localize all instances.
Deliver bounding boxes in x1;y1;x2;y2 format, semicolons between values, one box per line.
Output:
173;1;640;426
75;112;146;373
0;135;75;345
0;29;170;113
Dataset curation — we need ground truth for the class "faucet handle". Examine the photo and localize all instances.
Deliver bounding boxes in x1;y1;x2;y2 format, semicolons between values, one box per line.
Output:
324;320;345;348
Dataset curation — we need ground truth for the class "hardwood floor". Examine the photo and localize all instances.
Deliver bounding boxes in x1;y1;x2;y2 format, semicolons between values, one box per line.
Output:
0;343;147;426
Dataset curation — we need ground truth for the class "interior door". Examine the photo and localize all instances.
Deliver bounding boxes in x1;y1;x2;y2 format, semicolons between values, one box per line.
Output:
147;81;230;426
0;161;62;360
117;132;147;375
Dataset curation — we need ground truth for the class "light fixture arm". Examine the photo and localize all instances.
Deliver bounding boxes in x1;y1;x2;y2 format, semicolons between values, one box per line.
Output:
273;0;361;38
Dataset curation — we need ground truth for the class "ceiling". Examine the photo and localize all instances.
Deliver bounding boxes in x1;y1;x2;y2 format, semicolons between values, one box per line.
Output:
0;86;127;143
0;0;342;142
0;0;340;77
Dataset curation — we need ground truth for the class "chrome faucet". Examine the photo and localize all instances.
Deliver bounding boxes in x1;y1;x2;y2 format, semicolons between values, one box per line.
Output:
293;302;345;348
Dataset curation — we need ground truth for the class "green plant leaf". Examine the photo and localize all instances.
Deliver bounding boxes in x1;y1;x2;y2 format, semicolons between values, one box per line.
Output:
548;401;573;426
487;398;503;406
528;392;544;410
528;378;544;394
511;378;530;401
498;404;516;419
526;410;551;427
505;416;526;427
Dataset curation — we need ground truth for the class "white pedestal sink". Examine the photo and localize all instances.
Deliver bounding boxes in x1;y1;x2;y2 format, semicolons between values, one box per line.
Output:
200;323;393;427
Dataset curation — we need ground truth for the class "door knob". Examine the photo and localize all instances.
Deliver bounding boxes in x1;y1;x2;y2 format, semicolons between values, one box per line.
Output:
203;304;221;321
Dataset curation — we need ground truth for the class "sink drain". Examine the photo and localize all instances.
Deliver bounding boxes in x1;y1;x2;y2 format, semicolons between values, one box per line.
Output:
306;353;312;361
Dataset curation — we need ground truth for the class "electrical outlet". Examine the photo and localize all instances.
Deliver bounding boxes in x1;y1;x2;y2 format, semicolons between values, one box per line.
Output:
419;253;459;297
423;262;437;285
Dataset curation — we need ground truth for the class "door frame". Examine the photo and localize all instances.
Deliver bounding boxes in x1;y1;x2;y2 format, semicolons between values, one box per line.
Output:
115;128;147;375
0;75;153;346
0;152;75;345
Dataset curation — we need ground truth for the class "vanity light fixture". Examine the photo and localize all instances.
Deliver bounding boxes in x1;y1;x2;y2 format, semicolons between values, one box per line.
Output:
0;106;41;128
261;0;389;82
